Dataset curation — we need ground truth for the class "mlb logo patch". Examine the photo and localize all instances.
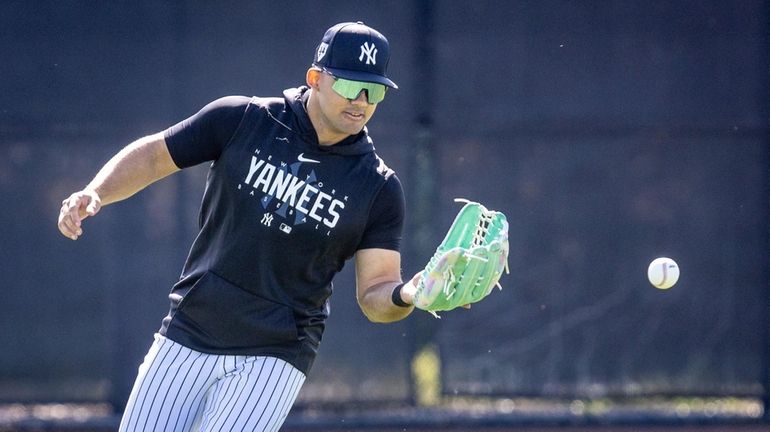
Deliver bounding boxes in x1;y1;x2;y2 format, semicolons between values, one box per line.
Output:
316;43;329;62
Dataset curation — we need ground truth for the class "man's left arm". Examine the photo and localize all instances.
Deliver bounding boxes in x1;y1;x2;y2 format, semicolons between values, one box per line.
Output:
355;248;418;323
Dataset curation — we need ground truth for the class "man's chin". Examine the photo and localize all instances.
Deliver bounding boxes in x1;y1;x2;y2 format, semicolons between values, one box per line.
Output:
340;124;365;136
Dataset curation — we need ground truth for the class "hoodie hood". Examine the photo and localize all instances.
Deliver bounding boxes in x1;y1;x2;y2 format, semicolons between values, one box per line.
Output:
283;86;375;156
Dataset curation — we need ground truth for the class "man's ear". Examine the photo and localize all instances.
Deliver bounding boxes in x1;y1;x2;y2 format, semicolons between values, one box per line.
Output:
306;68;322;89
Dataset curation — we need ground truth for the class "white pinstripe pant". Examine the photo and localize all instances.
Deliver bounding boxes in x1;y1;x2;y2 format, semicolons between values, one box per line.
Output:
119;334;305;432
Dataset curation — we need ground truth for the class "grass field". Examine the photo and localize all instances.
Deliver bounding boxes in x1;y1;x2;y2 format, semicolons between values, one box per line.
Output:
2;424;770;432
2;401;769;432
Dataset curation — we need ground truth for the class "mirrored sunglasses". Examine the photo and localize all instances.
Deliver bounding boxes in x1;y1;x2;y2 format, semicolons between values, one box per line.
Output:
331;77;387;104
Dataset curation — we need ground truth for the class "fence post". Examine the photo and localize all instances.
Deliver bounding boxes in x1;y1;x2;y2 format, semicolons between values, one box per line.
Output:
763;0;770;424
406;0;440;406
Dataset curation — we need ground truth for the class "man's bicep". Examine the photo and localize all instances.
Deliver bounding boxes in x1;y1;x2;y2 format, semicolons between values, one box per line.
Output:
151;133;182;177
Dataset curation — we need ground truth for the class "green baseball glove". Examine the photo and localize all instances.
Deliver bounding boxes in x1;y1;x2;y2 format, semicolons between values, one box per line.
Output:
412;199;510;317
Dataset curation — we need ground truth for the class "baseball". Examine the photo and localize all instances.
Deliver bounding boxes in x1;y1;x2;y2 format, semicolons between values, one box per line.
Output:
647;257;680;289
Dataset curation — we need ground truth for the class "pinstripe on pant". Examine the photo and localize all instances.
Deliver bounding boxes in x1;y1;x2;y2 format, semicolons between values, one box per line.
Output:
119;334;306;432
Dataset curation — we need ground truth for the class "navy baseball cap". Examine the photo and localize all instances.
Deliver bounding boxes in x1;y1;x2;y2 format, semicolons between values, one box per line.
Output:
313;21;398;89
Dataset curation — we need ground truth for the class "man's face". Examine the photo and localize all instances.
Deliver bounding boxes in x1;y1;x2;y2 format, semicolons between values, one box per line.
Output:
309;70;379;139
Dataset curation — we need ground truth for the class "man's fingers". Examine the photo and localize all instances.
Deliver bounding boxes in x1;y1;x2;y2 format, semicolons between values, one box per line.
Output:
60;215;77;233
58;193;89;239
69;196;86;225
60;211;82;237
58;215;81;240
85;199;100;216
59;190;101;240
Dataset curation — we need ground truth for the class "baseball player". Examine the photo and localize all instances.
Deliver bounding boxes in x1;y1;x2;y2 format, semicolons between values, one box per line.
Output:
58;22;421;431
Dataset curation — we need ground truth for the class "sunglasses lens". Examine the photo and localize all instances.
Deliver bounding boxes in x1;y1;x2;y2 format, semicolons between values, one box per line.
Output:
332;78;387;104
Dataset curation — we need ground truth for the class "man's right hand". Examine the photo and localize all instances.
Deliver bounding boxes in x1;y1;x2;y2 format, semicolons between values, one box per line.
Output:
58;190;101;240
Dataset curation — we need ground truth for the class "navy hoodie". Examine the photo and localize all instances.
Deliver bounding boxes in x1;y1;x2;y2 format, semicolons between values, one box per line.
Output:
159;86;404;374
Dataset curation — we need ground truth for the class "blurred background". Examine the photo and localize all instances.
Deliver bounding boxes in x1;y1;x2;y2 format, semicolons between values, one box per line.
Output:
1;0;768;430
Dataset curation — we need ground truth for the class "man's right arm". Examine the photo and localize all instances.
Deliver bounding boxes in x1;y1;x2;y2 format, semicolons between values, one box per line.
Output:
57;132;180;240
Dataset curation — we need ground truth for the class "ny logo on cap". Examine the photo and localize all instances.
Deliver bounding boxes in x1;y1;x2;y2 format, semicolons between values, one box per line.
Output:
359;42;377;65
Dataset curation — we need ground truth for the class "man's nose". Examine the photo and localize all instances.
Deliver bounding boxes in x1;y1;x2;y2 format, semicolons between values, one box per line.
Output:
351;90;369;105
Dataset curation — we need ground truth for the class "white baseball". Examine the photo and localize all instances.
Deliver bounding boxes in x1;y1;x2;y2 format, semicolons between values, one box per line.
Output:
647;257;680;289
